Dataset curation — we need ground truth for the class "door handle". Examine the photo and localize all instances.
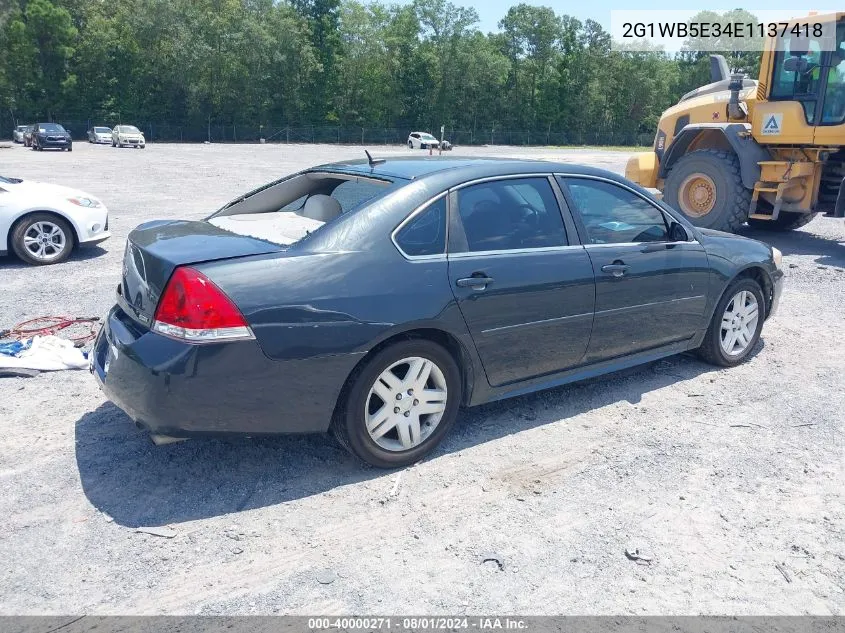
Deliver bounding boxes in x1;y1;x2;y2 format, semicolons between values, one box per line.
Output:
456;275;494;289
601;262;629;278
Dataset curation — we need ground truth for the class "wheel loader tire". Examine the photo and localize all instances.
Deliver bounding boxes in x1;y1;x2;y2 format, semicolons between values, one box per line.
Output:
747;211;819;231
664;149;750;233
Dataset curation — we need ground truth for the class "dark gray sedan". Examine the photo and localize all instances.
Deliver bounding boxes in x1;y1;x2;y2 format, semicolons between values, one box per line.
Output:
91;157;783;467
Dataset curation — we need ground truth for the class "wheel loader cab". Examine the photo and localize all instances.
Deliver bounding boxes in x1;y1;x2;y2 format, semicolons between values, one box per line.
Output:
626;13;845;233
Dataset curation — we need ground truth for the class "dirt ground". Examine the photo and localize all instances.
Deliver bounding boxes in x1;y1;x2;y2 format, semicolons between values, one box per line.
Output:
0;142;843;615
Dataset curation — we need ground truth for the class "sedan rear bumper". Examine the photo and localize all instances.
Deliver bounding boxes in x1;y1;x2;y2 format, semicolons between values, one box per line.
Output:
91;305;363;437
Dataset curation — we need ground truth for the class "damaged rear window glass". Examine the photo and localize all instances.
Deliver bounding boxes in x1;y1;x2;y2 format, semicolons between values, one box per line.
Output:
207;172;394;246
331;180;388;213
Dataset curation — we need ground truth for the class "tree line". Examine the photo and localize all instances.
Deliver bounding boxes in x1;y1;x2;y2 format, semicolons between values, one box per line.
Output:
0;0;762;144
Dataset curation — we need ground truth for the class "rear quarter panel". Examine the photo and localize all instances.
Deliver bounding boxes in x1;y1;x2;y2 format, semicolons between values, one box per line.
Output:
198;247;475;363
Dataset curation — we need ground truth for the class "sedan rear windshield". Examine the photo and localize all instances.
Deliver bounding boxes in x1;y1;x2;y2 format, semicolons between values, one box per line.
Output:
208;171;395;246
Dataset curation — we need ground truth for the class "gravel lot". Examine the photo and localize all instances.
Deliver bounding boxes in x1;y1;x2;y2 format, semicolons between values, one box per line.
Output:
0;142;843;615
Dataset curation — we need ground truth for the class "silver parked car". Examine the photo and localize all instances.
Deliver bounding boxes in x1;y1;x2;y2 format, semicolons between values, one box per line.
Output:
12;125;29;143
88;126;112;144
112;125;146;148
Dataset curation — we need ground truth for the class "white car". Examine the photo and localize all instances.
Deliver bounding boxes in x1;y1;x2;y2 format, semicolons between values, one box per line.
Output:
0;175;110;265
112;125;146;148
408;131;439;149
12;125;29;144
407;131;452;150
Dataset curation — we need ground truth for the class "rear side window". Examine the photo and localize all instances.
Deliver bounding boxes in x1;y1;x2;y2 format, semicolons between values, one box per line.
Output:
564;178;669;244
454;177;567;252
395;197;446;257
331;180;387;213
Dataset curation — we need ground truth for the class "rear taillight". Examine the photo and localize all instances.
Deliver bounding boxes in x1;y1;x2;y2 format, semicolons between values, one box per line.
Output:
152;266;254;343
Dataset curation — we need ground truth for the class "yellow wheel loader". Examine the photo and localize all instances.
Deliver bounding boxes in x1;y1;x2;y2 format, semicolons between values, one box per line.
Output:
626;13;845;232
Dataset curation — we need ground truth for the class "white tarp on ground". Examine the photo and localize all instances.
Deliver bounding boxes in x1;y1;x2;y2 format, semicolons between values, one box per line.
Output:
0;335;87;371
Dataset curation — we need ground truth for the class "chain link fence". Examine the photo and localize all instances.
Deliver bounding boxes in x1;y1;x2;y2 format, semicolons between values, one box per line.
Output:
2;114;653;148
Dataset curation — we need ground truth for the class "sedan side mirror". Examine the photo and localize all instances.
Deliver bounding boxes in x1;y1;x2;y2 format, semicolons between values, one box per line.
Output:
669;222;689;242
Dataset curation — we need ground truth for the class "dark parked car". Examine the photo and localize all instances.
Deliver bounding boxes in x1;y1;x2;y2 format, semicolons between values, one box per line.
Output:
92;157;783;467
31;122;72;151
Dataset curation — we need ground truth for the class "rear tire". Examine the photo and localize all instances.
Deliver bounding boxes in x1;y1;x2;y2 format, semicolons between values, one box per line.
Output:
748;211;818;231
697;277;765;367
664;149;750;233
332;339;462;468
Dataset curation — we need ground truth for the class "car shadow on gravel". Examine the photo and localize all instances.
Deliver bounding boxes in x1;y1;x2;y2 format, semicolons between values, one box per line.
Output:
75;349;735;527
742;225;845;269
74;402;376;528
0;245;108;269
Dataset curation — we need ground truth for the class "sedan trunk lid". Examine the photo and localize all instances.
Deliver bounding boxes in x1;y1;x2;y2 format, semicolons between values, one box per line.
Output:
120;219;283;325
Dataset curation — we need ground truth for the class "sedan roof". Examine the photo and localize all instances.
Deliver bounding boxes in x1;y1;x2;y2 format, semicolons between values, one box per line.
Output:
317;156;622;183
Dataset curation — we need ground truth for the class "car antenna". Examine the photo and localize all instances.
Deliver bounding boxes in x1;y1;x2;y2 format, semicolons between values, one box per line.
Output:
364;149;385;167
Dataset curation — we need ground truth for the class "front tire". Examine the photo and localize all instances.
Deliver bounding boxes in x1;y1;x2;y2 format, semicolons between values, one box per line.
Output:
10;213;75;265
332;339;462;468
697;277;765;367
664;149;750;233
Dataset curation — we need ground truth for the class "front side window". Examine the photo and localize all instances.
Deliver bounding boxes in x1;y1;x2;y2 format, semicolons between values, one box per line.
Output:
822;23;845;124
395;196;447;257
564;178;669;244
770;31;828;124
454;177;567;252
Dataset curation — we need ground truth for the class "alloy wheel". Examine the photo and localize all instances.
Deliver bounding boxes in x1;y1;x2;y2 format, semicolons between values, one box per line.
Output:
365;356;448;452
720;290;759;356
22;221;67;262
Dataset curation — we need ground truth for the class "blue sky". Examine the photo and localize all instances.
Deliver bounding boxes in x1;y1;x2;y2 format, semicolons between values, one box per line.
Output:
396;1;829;34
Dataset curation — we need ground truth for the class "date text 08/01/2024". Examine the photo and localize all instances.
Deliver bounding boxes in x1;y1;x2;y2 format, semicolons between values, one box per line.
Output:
307;617;528;630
